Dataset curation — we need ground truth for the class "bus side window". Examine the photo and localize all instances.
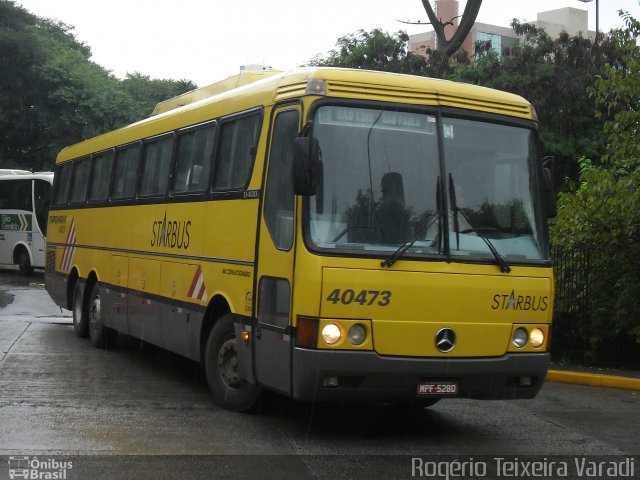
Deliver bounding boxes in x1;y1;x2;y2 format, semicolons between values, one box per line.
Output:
172;124;214;194
0;181;9;208
19;180;32;211
0;179;32;211
88;151;114;202
34;179;51;235
53;164;73;207
69;157;90;204
140;135;174;197
213;112;261;191
111;144;141;200
264;110;299;250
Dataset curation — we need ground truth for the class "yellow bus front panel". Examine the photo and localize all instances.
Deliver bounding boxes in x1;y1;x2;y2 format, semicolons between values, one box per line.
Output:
320;266;551;357
289;257;552;402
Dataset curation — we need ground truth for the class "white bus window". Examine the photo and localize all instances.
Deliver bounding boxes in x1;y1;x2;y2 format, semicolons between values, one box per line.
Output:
0;179;32;211
34;179;51;235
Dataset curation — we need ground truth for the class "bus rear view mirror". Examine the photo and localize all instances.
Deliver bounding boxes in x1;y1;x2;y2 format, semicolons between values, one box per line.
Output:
292;136;321;196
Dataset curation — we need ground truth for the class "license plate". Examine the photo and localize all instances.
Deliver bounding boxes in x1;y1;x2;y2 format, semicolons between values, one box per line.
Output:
417;380;458;396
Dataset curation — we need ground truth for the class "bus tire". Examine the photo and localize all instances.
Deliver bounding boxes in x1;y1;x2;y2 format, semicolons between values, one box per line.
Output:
16;249;33;275
72;281;89;338
204;314;261;412
87;283;117;349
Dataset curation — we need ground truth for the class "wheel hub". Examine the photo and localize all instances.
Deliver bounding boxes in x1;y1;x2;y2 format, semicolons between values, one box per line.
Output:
218;338;241;389
89;296;101;332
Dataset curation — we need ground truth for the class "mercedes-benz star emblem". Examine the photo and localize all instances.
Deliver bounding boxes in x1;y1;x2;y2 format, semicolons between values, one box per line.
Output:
435;328;456;353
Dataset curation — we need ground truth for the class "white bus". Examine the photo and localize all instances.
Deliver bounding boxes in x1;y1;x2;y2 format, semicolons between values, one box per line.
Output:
0;170;54;274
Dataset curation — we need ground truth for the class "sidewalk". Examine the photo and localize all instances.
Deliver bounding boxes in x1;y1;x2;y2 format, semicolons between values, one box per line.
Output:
547;364;640;391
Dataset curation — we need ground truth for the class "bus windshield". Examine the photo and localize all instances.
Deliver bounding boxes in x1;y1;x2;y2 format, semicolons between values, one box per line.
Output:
307;105;549;263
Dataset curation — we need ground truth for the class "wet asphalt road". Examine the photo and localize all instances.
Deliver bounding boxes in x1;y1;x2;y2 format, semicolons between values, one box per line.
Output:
0;269;639;479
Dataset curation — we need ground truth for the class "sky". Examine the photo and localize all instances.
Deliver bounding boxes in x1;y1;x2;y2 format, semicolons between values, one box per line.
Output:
15;0;640;87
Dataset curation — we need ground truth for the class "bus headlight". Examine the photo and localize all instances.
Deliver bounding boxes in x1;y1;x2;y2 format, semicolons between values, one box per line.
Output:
348;324;367;345
530;328;545;348
512;328;528;348
321;323;341;345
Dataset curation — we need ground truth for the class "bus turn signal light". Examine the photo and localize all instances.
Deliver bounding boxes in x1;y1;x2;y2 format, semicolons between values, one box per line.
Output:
296;316;319;348
305;79;326;95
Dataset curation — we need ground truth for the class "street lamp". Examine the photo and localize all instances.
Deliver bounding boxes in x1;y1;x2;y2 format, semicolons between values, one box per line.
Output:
577;0;599;37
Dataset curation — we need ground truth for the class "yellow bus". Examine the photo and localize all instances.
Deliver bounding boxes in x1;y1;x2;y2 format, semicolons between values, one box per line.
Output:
45;67;555;411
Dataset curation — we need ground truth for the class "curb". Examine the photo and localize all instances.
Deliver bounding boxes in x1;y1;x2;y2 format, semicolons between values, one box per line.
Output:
546;369;640;392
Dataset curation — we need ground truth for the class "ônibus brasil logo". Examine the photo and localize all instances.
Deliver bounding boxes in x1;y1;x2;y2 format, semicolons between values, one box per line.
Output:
8;456;73;479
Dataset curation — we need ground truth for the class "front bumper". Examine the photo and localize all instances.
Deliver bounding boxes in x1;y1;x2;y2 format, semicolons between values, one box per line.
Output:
291;348;549;402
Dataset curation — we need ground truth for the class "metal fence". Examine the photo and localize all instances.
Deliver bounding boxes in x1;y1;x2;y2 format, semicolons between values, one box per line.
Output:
551;246;640;369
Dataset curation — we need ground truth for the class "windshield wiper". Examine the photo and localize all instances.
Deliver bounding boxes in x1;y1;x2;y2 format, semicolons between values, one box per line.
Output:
382;179;442;268
448;174;511;274
449;174;461;250
381;212;440;267
455;208;512;273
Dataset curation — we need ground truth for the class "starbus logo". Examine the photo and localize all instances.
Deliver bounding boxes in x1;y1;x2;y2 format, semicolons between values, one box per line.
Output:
491;290;549;312
151;212;191;250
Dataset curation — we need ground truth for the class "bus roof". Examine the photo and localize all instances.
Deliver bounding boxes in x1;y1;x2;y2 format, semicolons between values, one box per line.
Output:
56;67;535;164
0;170;54;181
151;68;282;116
0;169;32;175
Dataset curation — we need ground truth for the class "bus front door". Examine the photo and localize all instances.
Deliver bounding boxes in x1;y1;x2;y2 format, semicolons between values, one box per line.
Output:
254;106;300;396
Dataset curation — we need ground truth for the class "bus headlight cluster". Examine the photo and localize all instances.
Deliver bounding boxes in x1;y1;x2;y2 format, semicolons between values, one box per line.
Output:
512;327;545;348
320;322;368;346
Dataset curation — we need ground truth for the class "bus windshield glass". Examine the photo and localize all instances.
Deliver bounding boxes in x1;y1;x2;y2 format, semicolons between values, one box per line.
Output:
307;105;549;263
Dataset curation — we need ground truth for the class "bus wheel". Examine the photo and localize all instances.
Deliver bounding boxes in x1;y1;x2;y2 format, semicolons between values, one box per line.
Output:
87;283;117;349
72;281;89;338
16;249;33;275
204;314;261;412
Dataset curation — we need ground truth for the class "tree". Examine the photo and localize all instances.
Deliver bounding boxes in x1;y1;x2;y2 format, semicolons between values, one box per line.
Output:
395;0;482;78
122;73;196;118
0;1;197;171
452;20;624;186
0;1;134;169
553;11;640;248
552;9;640;350
399;0;482;57
593;11;640;174
310;29;428;75
421;0;482;56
